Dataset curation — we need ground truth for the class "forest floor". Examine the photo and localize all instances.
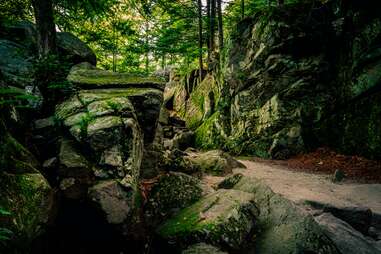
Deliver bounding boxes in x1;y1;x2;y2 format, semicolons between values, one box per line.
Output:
203;154;381;215
244;148;381;184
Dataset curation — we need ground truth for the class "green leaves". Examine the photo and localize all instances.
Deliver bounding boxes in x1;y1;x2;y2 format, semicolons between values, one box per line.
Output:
0;207;13;245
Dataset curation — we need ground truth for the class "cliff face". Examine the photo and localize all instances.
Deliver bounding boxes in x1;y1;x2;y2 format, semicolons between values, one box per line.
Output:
171;0;381;159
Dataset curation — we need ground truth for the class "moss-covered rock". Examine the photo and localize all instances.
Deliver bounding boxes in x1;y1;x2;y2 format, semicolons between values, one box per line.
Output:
0;172;54;250
67;62;165;89
228;176;339;254
145;172;204;225
156;189;258;250
185;150;246;176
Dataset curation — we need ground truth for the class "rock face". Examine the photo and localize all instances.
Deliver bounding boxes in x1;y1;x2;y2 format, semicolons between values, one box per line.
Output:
55;62;164;225
167;0;381;159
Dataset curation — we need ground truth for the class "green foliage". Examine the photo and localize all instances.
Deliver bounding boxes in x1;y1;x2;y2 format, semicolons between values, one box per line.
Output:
106;100;122;112
78;112;95;138
0;87;38;110
0;0;32;23
0;207;13;245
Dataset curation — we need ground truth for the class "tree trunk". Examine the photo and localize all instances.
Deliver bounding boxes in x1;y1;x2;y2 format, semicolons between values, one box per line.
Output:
217;0;224;51
206;0;211;63
197;0;203;84
32;0;57;57
210;0;216;53
241;0;245;20
278;0;284;6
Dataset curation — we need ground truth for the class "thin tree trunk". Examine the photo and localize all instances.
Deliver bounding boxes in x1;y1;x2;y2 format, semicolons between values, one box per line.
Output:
241;0;245;20
145;21;149;74
197;0;203;84
31;0;56;57
206;0;211;63
217;0;224;51
210;0;216;53
278;0;284;6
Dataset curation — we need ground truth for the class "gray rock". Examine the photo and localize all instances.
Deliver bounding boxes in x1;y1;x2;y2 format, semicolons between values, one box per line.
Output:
232;176;339;254
57;32;97;65
182;243;227;254
88;180;133;224
315;213;381;254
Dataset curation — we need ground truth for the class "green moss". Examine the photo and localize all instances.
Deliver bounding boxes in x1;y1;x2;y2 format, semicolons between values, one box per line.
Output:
68;68;165;87
156;189;257;249
194;112;223;150
0;172;52;246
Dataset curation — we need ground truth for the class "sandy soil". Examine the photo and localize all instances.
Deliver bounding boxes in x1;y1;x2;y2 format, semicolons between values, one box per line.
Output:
204;159;381;215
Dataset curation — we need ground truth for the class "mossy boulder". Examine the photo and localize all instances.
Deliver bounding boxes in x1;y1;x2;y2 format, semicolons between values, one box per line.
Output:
156;189;258;250
0;132;39;174
225;176;339;254
67;62;165;90
0;172;54;250
145;172;204;225
185;150;246;176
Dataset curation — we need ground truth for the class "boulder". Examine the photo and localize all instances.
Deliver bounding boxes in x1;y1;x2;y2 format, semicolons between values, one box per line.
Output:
228;176;339;254
182;243;227;254
88;180;133;224
0;39;34;88
145;172;204;225
56;32;97;66
315;213;381;254
185;150;246;176
0;172;54;249
156;189;258;250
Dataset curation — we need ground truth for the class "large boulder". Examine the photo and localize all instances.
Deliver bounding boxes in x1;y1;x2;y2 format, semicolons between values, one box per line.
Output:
0;130;54;251
156;189;258;250
225;176;339;254
184;150;246;176
145;172;205;225
56;32;97;66
315;213;381;254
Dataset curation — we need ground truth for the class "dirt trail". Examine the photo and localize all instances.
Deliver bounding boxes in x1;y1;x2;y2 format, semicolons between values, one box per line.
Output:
204;160;381;215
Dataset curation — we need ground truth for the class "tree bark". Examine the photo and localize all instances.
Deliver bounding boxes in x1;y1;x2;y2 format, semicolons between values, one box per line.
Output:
31;0;56;57
210;0;216;53
197;0;203;84
278;0;284;6
206;0;211;63
241;0;245;20
217;0;224;51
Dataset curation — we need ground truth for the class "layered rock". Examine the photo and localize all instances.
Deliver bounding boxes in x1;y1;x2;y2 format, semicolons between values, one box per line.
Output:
55;62;164;225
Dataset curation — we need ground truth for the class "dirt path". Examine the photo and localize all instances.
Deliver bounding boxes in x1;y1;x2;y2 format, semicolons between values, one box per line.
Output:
204;160;381;215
